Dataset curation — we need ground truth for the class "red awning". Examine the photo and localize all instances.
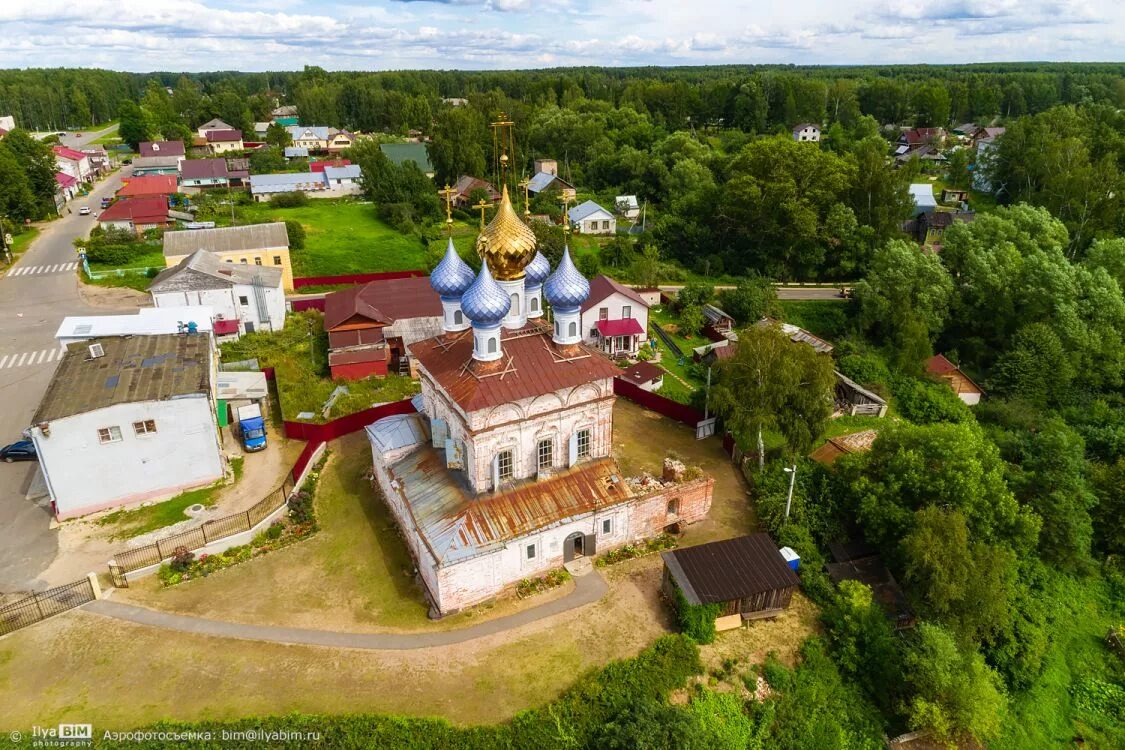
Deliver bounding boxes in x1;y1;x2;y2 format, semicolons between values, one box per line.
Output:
595;318;644;337
213;319;240;335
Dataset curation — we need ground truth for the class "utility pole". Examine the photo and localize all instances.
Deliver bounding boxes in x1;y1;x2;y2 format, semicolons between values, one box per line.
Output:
0;215;11;265
783;463;798;520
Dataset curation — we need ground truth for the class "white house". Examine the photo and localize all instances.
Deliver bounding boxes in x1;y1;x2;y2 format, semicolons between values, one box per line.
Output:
286;125;330;151
205;129;243;154
568;200;615;235
793;123;821;142
52;145;93;183
196;118;234;138
579;275;650;357
55;307;215;350
28;334;224;520
0;115;15;131
149;250;286;336
615;195;640;219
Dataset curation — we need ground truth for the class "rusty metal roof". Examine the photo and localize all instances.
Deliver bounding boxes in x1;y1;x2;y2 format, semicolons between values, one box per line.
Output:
33;334;211;423
662;533;799;605
323;276;441;331
387;447;631;565
410;326;620;414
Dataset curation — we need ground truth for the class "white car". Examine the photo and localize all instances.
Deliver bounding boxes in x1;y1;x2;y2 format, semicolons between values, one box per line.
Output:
78;207;91;215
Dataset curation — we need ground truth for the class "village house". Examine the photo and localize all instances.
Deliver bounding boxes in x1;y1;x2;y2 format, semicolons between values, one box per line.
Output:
451;175;500;208
326;129;356;153
138;140;186;161
792;123;821;142
149;249;286;336
662;533;801;631
96;196;171;232
909;183;938;215
324;274;442;379
925;354;984;405
914;210;975;246
117;174;178;201
580;275;650;357
568;200;616;235
527;159;577;201
196;118;234;138
271;105;298;124
205;129;244;154
898;127;945;151
286;125;330;151
248;164;363;202
53;145;93;183
615;195;640;219
162;222;294;291
27;334;224;521
834;371;889;417
703;304;735;336
80;146;111;177
54;172;79;206
620;361;664;392
179;158;231;189
366;186;713;616
131;155;182;177
0;115;14;131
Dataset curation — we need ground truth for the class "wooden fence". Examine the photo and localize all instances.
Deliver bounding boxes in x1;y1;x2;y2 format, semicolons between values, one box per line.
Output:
109;474;295;580
0;577;97;636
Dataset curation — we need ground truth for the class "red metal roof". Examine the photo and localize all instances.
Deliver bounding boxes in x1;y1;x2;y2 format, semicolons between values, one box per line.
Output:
55;172;78;188
328;327;385;349
180;158;230;180
925;353;984;394
595;318;644;337
205;129;243;142
52;145;87;162
329;346;389;366
97;196;169;225
410;325;621;413
118;175;178;198
620;361;664;384
138;140;185;158
323;276;441;331
581;274;649;313
309;159;352;173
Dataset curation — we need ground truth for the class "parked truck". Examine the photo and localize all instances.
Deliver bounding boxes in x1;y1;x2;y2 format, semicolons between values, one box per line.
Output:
237;403;267;452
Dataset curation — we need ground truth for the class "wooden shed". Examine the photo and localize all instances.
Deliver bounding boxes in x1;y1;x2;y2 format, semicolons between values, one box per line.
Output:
662;533;800;630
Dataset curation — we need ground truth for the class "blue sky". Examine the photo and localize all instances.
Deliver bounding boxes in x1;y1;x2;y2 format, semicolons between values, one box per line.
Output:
1;0;1121;71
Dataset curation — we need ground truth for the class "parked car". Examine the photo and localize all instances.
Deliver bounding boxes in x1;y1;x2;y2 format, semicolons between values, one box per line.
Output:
0;440;37;462
78;206;91;215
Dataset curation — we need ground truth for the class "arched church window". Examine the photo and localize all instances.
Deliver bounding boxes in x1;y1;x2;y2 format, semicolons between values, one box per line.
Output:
510;293;520;313
568;321;577;337
454;310;463;325
488;337;497;353
530;297;539;311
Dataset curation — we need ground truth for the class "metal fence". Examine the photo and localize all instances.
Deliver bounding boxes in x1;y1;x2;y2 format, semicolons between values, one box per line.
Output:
84;265;162;280
0;578;97;636
110;474;295;579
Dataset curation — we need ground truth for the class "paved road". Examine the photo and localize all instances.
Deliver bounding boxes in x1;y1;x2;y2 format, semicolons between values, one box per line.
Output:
84;567;608;650
0;168;130;591
32;123;120;151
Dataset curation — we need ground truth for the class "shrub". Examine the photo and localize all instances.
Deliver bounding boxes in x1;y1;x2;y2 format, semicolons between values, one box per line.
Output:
265;521;284;540
269;191;309;208
837;352;891;389
891;375;973;425
288;490;314;525
672;582;721;644
169;546;195;573
285;219;306;250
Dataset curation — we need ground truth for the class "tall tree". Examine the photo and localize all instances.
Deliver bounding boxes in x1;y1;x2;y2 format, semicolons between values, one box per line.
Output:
427;105;489;186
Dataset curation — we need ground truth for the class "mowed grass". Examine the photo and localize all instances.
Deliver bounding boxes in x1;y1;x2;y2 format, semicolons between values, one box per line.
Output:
233;201;427;277
7;227;40;258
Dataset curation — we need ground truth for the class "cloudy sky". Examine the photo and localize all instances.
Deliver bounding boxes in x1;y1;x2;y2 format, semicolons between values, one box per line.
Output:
1;0;1122;71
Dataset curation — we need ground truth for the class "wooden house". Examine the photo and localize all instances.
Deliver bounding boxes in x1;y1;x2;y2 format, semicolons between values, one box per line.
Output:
926;354;984;405
662;533;800;631
835;371;888;417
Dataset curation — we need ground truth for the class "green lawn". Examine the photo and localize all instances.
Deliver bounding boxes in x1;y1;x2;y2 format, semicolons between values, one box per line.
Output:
97;480;222;540
219;311;419;423
85;247;166;292
4;227;40;264
220;201;428;277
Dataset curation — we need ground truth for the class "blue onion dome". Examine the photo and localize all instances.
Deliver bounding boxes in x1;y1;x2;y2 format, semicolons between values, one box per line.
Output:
543;245;590;311
461;261;511;326
524;250;550;288
430;238;475;299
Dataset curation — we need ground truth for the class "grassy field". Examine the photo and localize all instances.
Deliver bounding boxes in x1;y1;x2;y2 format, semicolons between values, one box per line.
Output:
3;227;40;269
219;311;419;423
218;200;428;277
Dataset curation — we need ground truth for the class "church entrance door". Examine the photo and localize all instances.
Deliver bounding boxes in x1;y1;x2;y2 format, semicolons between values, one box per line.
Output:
563;531;585;562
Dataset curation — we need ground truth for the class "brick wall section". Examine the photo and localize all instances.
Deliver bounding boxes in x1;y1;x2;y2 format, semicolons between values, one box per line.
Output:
629;476;714;539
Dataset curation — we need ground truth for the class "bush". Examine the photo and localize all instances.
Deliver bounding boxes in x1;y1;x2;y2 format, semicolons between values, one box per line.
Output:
288;489;314;525
837;352;891;389
169;546;195;573
285;219;306;250
265;521;284;540
84;243;148;265
269;191;309;208
672;582;721;644
891;375;973;425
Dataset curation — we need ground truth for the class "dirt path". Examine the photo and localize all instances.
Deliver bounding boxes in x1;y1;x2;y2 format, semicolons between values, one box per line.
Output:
76;281;150;309
214;425;302;515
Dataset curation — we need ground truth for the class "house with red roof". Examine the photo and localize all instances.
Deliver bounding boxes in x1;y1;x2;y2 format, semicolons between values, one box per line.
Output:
138;140;186;159
96;196;171;233
925;354;984;405
117;175;178;200
53;145;93;182
205;129;243;154
179;158;230;189
54;172;80;207
323;276;443;379
579;275;650;357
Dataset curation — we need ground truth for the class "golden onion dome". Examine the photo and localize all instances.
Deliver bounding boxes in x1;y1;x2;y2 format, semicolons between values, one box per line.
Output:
475;185;537;281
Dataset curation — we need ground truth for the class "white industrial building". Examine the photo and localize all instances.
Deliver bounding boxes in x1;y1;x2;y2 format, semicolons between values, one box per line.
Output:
29;334;224;520
55;307;215;350
148;250;286;336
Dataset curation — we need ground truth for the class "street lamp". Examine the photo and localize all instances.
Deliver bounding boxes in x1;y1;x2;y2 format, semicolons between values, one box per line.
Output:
783;463;797;520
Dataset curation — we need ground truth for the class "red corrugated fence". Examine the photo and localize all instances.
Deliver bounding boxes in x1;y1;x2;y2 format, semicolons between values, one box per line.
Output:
613;376;703;427
292;270;426;290
290;298;326;312
282;397;417;442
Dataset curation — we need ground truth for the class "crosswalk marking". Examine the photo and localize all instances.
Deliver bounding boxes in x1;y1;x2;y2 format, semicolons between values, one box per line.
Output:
8;262;78;277
0;348;61;369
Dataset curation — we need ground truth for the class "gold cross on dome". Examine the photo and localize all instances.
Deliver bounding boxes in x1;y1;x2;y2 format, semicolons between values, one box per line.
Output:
438;183;457;234
474;198;493;230
560;194;572;236
517;177;531;217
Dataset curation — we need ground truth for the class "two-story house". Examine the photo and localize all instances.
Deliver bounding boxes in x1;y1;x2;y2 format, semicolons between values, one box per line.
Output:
579;275;650;357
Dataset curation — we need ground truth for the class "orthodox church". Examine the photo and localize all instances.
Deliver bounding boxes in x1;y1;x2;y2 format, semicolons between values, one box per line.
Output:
366;185;714;616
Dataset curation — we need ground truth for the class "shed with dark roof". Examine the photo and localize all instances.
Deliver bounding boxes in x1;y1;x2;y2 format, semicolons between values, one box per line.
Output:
662;533;800;624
